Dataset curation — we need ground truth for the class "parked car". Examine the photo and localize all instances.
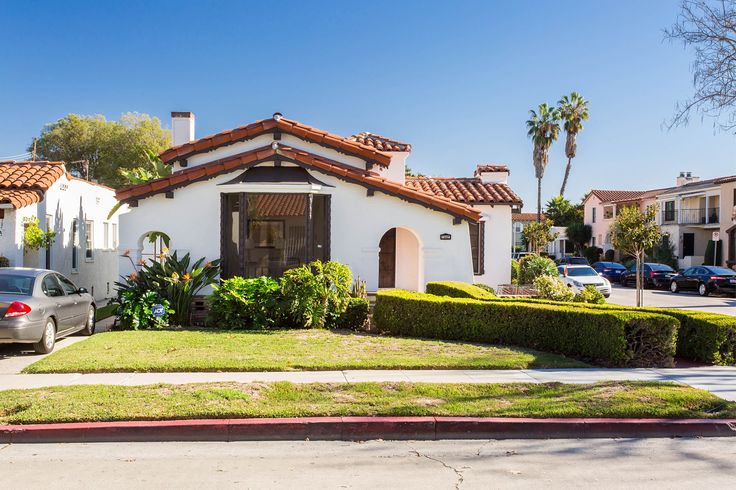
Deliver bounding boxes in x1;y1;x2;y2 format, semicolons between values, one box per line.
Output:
557;265;612;297
619;263;677;289
512;252;534;261
591;261;627;283
0;268;96;354
557;256;589;266
669;266;736;297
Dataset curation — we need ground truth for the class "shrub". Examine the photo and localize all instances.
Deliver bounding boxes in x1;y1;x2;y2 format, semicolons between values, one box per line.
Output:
476;284;496;295
604;249;615;261
518;254;557;284
510;259;520;284
583;246;603;264
0;256;9;267
281;260;352;328
373;290;677;367
331;297;370;330
426;281;496;300
117;290;171;330
573;285;606;304
208;276;283;329
533;275;574;302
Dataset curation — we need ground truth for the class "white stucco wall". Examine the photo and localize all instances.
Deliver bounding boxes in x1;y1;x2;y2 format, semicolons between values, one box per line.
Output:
473;204;513;288
0;175;122;301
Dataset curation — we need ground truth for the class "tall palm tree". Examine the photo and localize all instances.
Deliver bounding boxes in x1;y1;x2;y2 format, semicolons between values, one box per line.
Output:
526;103;561;222
557;92;589;197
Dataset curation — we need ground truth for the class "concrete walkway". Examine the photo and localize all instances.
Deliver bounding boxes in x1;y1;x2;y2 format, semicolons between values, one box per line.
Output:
1;366;735;400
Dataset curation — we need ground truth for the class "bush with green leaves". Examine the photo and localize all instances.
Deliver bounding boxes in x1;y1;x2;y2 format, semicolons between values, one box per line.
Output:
281;260;352;328
583;246;603;264
208;276;283;329
533;275;575;302
116;290;171;330
573;285;606;304
510;259;520;284
604;249;615;262
518;254;557;284
331;297;370;330
0;256;9;267
426;281;496;300
374;289;677;367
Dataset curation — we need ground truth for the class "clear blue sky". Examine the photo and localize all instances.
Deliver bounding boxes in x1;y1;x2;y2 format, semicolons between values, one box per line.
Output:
1;0;734;207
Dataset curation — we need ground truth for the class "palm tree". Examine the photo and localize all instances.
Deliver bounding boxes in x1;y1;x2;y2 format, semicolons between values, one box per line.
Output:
526;103;561;222
557;92;589;197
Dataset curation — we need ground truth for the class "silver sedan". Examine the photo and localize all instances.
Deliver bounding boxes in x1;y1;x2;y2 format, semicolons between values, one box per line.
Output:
0;268;96;353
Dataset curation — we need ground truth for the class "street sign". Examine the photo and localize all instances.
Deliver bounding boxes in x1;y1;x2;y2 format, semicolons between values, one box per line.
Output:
713;231;720;241
151;304;166;318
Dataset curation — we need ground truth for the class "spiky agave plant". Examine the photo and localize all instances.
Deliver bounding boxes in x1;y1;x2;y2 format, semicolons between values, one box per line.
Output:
558;92;589;197
526;103;561;221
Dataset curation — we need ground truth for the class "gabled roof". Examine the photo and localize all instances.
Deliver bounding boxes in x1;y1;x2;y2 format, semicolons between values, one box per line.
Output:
405;176;522;205
348;132;411;152
0;161;66;208
159;115;393;167
117;145;482;221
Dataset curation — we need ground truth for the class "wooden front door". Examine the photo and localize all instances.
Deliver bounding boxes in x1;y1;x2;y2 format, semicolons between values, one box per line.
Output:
378;228;396;288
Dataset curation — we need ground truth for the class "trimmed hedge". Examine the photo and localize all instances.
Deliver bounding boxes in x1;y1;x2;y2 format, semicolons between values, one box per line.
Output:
374;290;677;367
429;281;736;365
426;281;496;301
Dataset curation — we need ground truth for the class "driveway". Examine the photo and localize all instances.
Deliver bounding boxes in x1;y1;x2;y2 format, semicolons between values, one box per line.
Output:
607;284;736;315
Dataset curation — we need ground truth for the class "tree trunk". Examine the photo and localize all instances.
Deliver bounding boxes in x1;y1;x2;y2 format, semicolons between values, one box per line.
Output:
537;178;542;222
560;157;573;197
635;253;643;307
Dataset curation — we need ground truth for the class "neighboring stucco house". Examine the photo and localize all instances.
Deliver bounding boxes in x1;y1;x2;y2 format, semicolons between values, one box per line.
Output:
511;212;568;258
0;160;121;300
116;112;522;291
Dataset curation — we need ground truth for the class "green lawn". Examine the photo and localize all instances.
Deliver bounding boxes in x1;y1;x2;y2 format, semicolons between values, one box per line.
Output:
24;329;589;373
0;381;732;424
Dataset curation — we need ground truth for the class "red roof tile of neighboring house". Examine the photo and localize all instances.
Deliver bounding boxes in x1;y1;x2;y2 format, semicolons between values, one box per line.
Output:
589;189;650;203
0;161;66;208
715;175;736;184
474;164;509;175
252;194;307;217
512;212;544;221
405;176;522;205
118;145;482;221
159;115;393;167
348;132;411;152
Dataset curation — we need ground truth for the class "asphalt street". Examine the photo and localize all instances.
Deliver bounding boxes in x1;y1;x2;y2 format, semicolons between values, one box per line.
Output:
1;439;735;489
607;284;736;315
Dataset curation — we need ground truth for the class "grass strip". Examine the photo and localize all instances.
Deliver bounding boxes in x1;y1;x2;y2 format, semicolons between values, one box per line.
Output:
23;329;589;373
0;381;733;424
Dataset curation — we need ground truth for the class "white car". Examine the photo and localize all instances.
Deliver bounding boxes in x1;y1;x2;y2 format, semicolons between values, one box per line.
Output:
557;265;612;298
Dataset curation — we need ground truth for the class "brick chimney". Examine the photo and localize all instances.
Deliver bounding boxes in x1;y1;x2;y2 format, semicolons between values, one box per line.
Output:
171;112;195;147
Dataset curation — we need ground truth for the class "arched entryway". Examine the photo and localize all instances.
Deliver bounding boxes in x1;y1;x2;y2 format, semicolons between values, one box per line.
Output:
378;227;422;290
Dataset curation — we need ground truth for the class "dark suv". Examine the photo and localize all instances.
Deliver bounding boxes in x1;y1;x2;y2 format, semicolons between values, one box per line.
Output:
620;263;677;289
556;256;589;266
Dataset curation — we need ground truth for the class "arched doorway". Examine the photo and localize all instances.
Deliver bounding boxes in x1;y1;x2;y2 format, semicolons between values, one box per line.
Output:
378;227;422;290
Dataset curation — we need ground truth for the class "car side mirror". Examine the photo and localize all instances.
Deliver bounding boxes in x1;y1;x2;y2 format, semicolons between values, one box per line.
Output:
77;287;88;295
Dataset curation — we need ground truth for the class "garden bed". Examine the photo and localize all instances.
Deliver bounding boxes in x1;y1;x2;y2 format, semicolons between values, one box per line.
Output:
23;329;589;373
0;381;732;424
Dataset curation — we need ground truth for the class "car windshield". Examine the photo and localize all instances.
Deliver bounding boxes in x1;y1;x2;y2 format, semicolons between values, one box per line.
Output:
565;267;599;277
0;274;34;295
706;267;736;276
648;264;674;272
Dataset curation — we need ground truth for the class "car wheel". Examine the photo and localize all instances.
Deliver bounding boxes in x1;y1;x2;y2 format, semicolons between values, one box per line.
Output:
670;281;679;293
33;318;56;354
81;306;96;336
698;283;709;297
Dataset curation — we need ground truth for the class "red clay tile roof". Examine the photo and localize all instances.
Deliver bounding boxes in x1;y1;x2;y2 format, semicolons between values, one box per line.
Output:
159;115;393;167
348;132;411;152
405;176;522;205
474;164;509;175
715;175;736;184
118;145;482;221
252;194;307;217
0;161;66;208
589;189;649;203
512;212;545;221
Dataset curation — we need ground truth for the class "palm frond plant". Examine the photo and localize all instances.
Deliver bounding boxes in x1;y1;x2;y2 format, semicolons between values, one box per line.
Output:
526;103;561;222
557;92;589;197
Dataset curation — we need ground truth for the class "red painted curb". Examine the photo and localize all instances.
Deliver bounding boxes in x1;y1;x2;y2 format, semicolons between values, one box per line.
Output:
0;417;734;443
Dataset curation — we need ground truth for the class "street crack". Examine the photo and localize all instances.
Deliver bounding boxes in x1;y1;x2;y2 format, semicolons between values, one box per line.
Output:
410;448;464;489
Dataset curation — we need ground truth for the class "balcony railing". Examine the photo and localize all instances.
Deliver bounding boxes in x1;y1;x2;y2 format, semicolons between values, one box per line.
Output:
679;207;720;225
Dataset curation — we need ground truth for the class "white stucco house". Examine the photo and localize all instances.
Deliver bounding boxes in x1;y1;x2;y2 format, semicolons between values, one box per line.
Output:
0;160;122;300
116;112;522;291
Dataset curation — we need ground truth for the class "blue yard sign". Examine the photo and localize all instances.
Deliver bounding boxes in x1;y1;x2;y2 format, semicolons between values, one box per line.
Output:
151;304;166;318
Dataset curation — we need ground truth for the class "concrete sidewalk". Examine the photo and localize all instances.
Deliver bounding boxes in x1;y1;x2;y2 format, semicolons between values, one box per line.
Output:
1;366;735;400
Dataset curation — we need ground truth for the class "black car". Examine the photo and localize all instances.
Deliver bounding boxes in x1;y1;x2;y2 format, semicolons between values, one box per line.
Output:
669;266;736;297
591;261;627;282
620;263;677;289
557;256;589;266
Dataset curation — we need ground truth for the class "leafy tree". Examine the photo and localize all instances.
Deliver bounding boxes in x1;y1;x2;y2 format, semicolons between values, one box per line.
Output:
611;206;661;307
522;218;559;254
31;113;171;187
526;104;561;221
665;0;736;130
557;92;589;196
405;166;425;177
566;222;593;255
545;195;583;227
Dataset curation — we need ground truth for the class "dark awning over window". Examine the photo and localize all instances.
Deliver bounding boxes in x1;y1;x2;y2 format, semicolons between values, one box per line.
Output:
223;166;333;187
